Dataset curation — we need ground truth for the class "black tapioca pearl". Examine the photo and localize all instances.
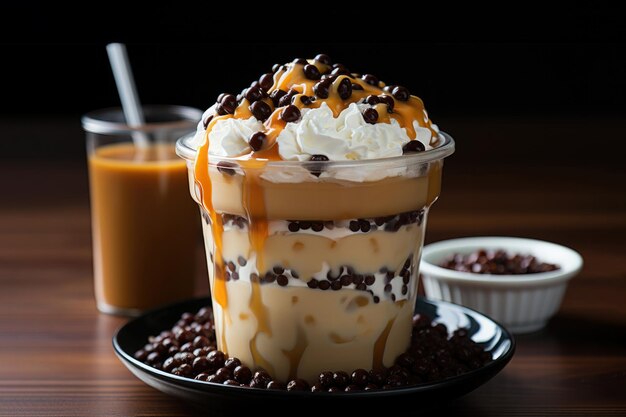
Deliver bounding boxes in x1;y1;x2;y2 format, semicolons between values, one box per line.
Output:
270;89;287;107
384;284;392;293
352;275;364;285
273;266;285;274
402;140;426;154
337;77;352;99
230;272;239;281
277;275;289;286
311;222;324;232
392;85;410;101
358;219;371;232
303;64;321;80
307;278;319;289
280;105;301;123
258;73;274;91
248;131;266;151
373;296;380;304
384;218;401;232
313;79;332;99
349;221;360;232
264;272;276;284
364;275;375;286
356;283;367;291
202;115;214;129
331;280;342;291
299;221;311;230
378;94;395;112
278;89;299;107
288;222;300;232
404;258;412;269
361;74;379;86
245;85;265;103
250;273;260;283
362;108;378;124
249;100;272;122
364;95;380;105
227;261;236;272
216;161;237;176
340;275;353;286
237;256;247;267
402;270;411;284
314;54;331;65
402;285;408;295
319;280;330;291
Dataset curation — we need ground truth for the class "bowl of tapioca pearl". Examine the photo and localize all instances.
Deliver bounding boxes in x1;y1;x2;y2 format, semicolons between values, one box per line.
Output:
420;236;583;334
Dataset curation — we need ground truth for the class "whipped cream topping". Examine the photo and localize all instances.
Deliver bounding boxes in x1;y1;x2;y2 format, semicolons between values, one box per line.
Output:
277;103;433;161
191;103;435;162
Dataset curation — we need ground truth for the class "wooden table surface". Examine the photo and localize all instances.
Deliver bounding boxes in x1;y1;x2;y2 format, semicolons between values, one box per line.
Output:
1;117;625;416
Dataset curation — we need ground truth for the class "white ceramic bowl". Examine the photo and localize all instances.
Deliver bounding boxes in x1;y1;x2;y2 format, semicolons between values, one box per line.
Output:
420;237;583;334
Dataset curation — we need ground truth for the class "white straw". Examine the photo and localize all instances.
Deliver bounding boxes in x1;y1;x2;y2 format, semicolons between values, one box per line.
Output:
106;43;149;147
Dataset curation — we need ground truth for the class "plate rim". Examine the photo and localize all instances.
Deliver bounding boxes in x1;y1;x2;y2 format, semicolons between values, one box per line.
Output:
113;296;515;399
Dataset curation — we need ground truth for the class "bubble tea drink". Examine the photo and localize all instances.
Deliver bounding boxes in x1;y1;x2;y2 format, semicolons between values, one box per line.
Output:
176;55;454;383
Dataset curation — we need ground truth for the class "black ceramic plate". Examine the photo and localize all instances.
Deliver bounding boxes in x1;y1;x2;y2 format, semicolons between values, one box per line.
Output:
114;297;514;414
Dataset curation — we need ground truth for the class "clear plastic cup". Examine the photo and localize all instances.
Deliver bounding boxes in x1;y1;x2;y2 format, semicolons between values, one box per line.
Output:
83;105;202;316
176;132;454;382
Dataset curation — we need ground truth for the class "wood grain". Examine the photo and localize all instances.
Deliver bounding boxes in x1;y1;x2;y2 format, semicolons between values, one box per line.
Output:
1;118;625;416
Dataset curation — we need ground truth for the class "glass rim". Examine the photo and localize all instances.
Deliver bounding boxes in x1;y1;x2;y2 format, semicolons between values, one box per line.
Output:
81;105;202;134
176;131;455;169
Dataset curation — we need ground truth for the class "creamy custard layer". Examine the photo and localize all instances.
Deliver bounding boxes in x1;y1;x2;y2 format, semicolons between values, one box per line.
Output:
213;281;416;383
221;224;422;281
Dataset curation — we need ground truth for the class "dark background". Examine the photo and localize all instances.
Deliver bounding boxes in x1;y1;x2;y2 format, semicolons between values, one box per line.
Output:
1;4;625;164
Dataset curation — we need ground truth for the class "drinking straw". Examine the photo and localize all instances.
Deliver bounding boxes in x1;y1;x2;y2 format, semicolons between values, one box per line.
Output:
106;43;149;147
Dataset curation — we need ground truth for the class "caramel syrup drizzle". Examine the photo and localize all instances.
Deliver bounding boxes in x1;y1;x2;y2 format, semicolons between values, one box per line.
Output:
194;59;438;366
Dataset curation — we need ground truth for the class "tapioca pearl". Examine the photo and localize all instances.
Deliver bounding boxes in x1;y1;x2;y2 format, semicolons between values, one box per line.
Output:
216;161;237;176
248;131;266;151
313;79;332;99
277;275;289;286
392;85;410;101
244;85;265;103
318;280;331;290
314;53;331;65
311;222;324;232
249;100;272;122
269;89;287;106
340;275;353;286
263;272;276;284
361;74;379;86
364;275;375;286
307;278;319;289
258;73;273;91
336;77;352;99
279;105;301;123
402;270;410;284
378;94;395;112
237;256;247;267
402;140;425;154
303;64;321;80
331;280;342;291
